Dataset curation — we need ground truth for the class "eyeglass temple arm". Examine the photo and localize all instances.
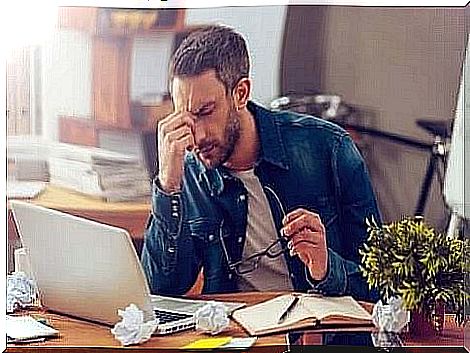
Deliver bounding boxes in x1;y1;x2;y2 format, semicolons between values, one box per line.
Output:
218;219;237;271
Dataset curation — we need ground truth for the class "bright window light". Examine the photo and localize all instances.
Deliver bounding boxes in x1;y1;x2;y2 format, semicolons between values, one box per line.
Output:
3;1;58;57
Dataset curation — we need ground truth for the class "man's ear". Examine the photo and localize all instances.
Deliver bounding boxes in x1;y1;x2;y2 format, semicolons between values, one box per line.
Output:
232;78;251;111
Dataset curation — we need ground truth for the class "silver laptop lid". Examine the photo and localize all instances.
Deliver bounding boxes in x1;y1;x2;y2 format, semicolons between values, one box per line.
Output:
10;200;155;326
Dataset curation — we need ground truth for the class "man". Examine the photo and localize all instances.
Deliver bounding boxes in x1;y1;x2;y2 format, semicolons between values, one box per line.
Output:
141;24;381;301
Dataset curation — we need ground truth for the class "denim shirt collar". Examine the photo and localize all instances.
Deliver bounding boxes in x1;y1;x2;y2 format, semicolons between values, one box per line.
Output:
195;100;290;196
248;100;290;171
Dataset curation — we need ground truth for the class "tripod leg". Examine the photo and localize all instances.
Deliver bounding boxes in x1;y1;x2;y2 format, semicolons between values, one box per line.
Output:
415;154;438;216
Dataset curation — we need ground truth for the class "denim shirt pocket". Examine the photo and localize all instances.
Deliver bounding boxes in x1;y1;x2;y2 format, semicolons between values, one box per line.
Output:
187;217;222;244
188;218;233;283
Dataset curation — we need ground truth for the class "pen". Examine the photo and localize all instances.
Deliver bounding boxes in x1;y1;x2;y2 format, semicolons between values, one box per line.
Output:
7;336;47;344
278;296;300;324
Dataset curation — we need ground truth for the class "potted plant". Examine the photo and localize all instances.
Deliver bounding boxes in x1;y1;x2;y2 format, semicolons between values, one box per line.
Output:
359;216;469;336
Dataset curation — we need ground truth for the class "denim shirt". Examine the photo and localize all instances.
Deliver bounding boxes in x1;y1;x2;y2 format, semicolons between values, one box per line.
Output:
141;101;381;301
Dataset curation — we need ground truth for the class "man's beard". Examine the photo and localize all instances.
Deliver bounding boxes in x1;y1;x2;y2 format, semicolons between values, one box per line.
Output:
199;107;240;169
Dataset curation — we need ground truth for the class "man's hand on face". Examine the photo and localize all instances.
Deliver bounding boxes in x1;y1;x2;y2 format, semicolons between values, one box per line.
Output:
281;208;328;281
157;111;195;193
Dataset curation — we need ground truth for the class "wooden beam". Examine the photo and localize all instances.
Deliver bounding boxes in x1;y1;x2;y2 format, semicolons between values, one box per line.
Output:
58;116;98;147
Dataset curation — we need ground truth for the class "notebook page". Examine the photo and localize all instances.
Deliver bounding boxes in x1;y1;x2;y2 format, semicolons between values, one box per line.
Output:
302;295;372;321
232;294;372;335
232;294;313;334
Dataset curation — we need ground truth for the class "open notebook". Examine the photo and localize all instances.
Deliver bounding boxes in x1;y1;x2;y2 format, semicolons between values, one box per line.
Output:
232;294;373;336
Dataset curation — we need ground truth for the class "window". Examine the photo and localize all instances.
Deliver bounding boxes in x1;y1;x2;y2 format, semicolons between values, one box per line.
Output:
6;46;42;136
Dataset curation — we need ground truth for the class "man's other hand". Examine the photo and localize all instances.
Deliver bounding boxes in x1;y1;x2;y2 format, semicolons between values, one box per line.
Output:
281;208;328;281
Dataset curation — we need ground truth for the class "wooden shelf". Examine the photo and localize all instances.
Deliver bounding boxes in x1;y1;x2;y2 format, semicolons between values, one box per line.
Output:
58;6;185;36
58;6;182;135
97;8;185;36
92;35;132;129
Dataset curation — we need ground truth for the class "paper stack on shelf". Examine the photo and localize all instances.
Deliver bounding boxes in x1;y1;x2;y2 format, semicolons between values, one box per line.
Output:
48;142;151;202
7;136;50;182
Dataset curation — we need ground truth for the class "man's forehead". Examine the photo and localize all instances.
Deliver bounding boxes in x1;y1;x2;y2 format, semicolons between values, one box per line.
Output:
171;71;225;111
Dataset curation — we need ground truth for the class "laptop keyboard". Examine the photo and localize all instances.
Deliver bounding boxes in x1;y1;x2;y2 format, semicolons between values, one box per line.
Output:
154;309;193;324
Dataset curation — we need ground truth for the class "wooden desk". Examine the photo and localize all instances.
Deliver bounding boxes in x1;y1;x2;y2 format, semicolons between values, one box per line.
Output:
6;292;465;351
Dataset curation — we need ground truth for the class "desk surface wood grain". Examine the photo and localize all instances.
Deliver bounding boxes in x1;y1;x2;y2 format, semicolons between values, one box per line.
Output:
30;185;151;212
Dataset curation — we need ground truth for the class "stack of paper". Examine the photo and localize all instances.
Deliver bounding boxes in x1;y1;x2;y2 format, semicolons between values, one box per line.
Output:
48;143;151;202
98;130;145;161
7;136;50;182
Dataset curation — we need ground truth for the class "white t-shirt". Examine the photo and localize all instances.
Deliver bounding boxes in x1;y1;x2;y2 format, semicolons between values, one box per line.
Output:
230;169;293;291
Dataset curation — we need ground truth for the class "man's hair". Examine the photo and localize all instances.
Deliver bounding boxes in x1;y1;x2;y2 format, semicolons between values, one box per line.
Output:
169;24;250;94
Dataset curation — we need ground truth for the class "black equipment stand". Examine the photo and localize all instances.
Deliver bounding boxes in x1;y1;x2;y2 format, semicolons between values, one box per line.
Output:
337;119;451;217
414;119;452;216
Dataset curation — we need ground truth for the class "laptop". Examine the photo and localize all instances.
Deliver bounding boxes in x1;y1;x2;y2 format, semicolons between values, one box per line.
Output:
10;200;245;335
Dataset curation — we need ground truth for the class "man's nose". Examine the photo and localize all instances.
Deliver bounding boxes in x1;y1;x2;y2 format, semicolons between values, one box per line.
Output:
193;121;207;145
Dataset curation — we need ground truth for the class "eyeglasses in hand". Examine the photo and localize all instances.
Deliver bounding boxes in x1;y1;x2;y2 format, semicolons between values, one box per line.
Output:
219;186;338;276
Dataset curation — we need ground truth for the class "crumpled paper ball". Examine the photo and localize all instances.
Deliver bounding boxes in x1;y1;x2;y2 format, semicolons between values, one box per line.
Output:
195;301;230;335
7;271;39;313
372;297;409;333
111;303;159;346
